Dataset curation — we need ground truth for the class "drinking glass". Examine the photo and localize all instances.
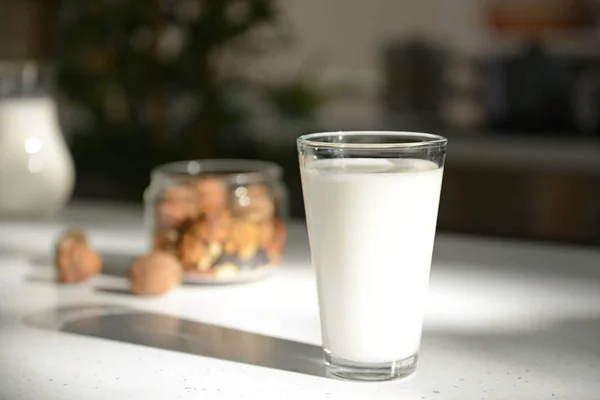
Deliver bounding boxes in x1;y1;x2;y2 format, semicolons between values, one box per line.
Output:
297;131;447;381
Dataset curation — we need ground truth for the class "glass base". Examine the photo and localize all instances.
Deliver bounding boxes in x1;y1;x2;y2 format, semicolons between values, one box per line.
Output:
325;350;418;382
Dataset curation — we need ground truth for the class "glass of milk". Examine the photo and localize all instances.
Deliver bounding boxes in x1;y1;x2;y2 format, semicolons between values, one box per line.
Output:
297;131;447;381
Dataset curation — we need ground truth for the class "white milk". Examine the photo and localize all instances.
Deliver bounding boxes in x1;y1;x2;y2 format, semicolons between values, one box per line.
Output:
301;158;443;363
0;97;74;217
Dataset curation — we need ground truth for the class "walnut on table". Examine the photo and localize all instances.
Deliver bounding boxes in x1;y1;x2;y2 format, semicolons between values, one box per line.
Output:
128;251;182;296
54;229;102;283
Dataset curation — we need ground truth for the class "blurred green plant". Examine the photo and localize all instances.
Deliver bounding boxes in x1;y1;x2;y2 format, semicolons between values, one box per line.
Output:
56;0;334;200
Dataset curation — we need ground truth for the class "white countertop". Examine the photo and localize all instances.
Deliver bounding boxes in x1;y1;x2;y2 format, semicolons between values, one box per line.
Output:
1;202;599;400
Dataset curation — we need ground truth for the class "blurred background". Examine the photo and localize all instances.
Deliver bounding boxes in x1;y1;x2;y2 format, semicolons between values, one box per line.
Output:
1;0;599;245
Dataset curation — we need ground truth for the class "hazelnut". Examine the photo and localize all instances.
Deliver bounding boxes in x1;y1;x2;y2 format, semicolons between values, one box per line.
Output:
188;211;232;243
55;229;102;283
232;184;275;222
161;185;195;203
156;200;198;228
224;219;261;260
128;251;182;296
176;214;227;271
152;229;178;252
155;185;198;228
177;231;208;271
194;177;227;215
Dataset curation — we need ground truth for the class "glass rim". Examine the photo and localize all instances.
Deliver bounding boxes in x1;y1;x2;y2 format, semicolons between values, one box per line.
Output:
297;131;447;150
151;159;282;185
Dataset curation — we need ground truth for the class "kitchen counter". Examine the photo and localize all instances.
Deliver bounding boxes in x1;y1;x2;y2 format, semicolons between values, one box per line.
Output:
1;202;599;400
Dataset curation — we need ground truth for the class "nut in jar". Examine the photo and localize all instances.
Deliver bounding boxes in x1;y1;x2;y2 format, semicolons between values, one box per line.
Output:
156;185;198;228
145;160;287;283
231;183;275;222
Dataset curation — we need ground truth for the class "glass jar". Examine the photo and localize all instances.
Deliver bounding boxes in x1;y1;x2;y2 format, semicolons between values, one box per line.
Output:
144;159;287;284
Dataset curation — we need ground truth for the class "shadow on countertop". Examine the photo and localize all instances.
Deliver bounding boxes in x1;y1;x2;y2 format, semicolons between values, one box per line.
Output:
24;304;327;379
